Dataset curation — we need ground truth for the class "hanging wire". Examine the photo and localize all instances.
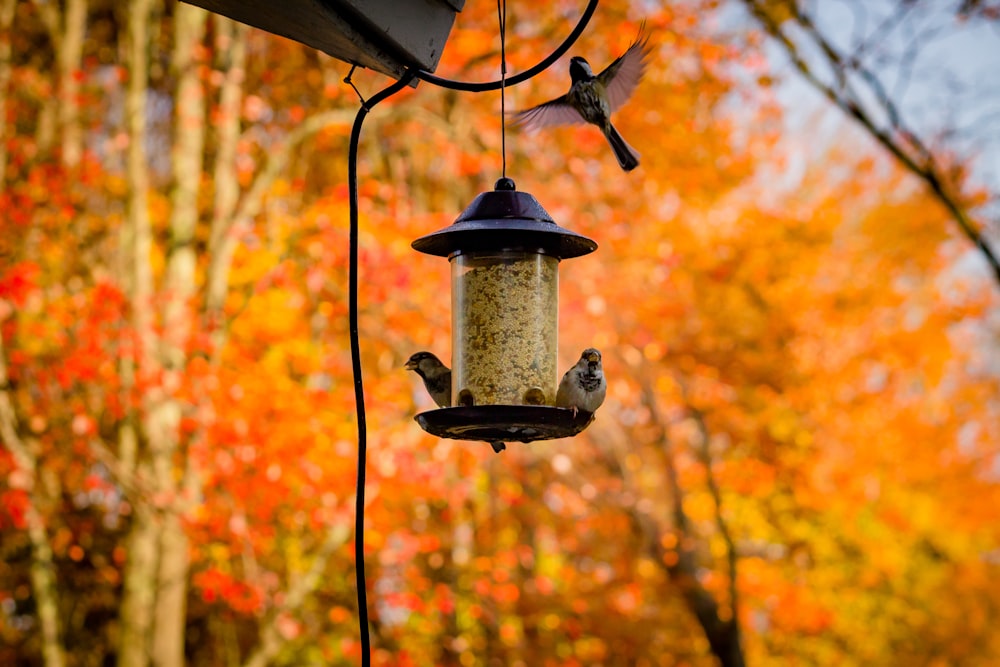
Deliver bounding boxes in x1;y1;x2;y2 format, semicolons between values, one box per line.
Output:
343;64;368;109
416;0;598;92
346;67;417;667
498;0;508;177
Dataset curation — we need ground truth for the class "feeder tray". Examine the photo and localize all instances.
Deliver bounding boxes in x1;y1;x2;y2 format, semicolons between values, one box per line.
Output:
415;406;595;443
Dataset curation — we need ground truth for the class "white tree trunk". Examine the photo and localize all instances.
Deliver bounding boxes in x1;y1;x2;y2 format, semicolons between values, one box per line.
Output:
206;17;249;318
57;0;86;168
150;6;209;667
117;2;158;666
32;0;87;167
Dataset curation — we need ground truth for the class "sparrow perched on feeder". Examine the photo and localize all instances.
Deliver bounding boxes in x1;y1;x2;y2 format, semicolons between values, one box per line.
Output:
511;30;652;172
556;348;607;416
404;352;451;408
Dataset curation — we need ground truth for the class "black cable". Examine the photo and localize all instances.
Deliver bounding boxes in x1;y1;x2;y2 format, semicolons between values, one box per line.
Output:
348;68;417;667
415;0;598;92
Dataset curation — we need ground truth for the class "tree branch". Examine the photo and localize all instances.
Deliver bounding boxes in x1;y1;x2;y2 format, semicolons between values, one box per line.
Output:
241;523;352;667
688;406;740;626
637;381;745;667
741;0;1000;287
205;109;357;316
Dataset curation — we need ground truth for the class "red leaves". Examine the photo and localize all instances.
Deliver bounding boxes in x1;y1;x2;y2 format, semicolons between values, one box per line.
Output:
193;567;264;614
0;489;29;531
0;262;40;307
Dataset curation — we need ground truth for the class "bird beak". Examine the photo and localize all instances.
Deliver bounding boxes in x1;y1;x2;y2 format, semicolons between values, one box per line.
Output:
585;352;600;364
404;360;417;371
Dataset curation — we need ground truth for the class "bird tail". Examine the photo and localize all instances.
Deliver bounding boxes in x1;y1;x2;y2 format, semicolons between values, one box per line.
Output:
604;123;640;172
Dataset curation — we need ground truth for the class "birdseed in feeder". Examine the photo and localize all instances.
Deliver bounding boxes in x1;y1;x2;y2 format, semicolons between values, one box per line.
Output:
451;251;558;406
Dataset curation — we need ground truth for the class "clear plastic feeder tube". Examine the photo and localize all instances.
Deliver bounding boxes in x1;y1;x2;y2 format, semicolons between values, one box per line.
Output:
451;250;558;406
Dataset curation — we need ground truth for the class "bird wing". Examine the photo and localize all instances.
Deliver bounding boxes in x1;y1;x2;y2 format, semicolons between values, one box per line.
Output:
597;32;652;112
510;95;585;130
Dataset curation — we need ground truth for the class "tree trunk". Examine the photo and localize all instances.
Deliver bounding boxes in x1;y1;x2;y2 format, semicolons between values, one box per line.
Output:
117;2;158;666
0;337;66;667
0;0;16;183
33;0;87;167
206;17;248;320
57;0;86;168
149;7;209;667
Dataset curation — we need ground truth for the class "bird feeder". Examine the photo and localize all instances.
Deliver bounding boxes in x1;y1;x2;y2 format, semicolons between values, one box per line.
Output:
411;177;597;444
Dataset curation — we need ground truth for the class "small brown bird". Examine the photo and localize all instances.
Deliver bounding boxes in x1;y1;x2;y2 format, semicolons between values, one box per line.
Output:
511;30;652;171
404;352;451;408
556;348;607;416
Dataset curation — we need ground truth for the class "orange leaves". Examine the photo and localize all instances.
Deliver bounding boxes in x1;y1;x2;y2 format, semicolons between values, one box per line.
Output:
770;586;834;635
481;579;522;606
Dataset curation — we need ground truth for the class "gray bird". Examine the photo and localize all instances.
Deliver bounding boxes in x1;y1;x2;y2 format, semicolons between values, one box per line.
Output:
556;348;607;416
404;351;451;408
511;31;652;171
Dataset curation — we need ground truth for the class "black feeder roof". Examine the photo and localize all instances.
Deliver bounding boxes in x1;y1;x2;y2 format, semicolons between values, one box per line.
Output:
411;178;597;259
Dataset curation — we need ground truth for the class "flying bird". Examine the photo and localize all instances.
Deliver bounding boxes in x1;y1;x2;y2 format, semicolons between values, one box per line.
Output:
556;348;607;416
511;30;652;171
404;351;451;408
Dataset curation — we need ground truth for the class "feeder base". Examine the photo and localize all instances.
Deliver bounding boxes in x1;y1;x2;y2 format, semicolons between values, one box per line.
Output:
415;405;595;444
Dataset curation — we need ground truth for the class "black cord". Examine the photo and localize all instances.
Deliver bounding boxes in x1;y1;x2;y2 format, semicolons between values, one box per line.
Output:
415;0;598;92
348;68;417;667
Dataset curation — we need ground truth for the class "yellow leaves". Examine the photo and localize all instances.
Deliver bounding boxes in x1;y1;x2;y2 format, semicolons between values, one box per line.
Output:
573;636;609;662
765;408;799;444
259;338;320;377
227;248;282;289
229;289;300;344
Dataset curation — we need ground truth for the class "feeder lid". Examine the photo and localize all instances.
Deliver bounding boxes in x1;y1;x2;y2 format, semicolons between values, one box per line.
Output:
411;178;598;259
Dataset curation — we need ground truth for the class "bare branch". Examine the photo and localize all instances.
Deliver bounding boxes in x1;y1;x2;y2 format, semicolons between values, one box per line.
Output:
636;378;745;667
241;524;351;667
205;109;356;317
688;406;740;622
742;0;1000;287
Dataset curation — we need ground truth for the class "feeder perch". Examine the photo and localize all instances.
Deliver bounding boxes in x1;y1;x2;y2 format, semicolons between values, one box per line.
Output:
411;178;598;444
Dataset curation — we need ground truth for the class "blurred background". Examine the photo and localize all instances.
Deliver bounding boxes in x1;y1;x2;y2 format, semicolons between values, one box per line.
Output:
1;1;999;665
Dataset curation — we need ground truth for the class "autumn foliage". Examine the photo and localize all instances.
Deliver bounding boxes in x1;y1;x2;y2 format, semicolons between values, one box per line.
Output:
1;1;999;666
